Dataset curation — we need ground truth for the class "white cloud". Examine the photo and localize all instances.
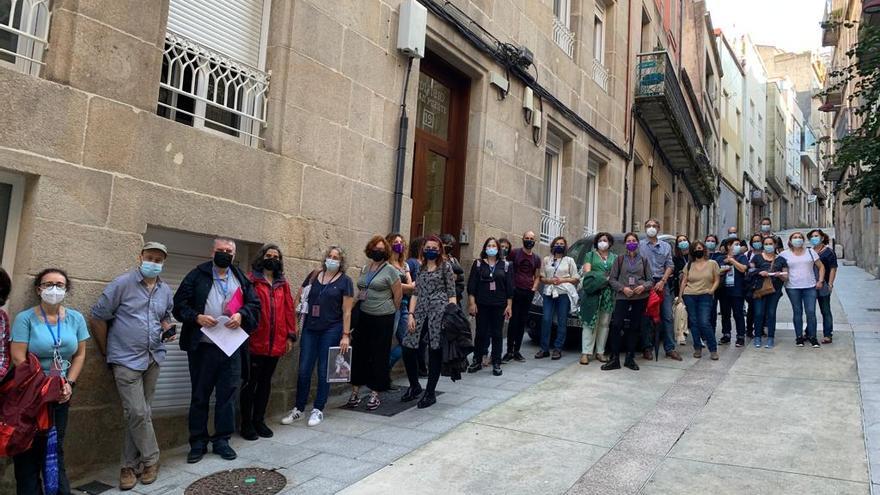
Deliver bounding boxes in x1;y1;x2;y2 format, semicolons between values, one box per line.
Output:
706;0;826;53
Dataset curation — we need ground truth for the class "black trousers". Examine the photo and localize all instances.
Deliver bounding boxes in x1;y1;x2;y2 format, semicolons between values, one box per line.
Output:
350;312;394;392
507;288;534;353
720;295;746;339
746;294;755;333
474;304;505;365
187;343;241;449
608;298;648;356
402;321;443;394
240;354;279;425
14;402;70;495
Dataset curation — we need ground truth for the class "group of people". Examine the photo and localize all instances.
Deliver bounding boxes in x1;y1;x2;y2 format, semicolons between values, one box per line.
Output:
0;216;839;493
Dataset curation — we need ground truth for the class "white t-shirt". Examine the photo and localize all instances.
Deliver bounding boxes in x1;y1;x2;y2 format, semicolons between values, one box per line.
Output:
780;249;817;289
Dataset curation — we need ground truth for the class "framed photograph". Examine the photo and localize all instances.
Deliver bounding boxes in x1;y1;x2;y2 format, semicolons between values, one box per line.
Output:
327;346;352;383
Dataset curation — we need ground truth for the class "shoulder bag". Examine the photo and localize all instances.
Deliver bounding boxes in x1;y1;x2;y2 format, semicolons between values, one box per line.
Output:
753;258;777;299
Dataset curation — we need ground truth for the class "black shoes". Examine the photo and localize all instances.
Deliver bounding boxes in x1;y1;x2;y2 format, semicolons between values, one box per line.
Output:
186;446;207;464
240;422;258;441
624;353;640;371
735;338;744;348
550;350;562;360
401;386;423;402
601;355;621;371
254;421;273;438
501;352;515;363
417;393;436;409
492;364;503;376
720;335;732;344
796;337;805;347
810;338;821;348
513;352;526;362
213;443;237;460
467;361;482;373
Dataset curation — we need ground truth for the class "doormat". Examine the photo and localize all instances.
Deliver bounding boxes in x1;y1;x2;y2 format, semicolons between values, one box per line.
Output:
74;481;114;494
185;467;287;495
340;388;444;417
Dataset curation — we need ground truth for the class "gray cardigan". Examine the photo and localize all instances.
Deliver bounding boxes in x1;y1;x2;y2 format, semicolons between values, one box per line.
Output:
608;253;655;300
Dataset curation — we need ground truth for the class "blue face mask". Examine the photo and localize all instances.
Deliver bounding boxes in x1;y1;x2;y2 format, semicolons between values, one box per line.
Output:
677;241;690;250
810;236;822;246
761;224;771;232
424;249;440;261
705;241;717;251
140;261;163;278
485;247;498;257
791;238;805;248
325;259;340;272
764;244;776;253
752;242;763;250
731;245;741;255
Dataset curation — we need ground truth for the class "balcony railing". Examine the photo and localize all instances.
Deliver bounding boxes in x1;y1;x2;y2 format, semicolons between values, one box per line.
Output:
821;0;841;47
0;0;51;75
158;31;270;145
592;59;609;92
552;17;575;58
540;210;566;245
582;225;596;238
634;51;715;205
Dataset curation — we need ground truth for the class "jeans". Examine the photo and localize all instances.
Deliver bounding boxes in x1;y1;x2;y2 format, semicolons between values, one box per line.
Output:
540;293;571;352
752;290;782;338
113;359;160;468
818;295;834;338
745;294;755;334
474;304;505;365
641;281;676;352
388;307;408;368
507;288;534;353
187;343;241;449
241;354;280;424
582;311;611;356
684;294;717;352
295;324;343;411
720;295;746;339
786;287;818;339
14;402;71;495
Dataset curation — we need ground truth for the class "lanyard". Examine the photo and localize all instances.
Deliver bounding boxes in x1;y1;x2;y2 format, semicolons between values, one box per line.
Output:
363;263;386;290
551;257;564;278
314;271;341;301
39;306;62;349
487;261;498;279
213;267;230;300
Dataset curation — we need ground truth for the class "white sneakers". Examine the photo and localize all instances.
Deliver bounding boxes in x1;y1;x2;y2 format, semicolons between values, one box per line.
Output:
280;408;304;425
280;407;323;427
307;408;324;427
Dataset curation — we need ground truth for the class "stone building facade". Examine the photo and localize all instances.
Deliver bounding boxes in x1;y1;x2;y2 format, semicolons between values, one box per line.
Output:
0;0;645;483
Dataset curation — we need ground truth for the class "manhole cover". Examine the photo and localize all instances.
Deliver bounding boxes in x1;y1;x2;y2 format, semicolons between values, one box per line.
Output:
185;467;286;495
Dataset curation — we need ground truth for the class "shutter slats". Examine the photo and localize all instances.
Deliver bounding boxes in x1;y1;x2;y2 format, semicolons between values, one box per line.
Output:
167;0;265;67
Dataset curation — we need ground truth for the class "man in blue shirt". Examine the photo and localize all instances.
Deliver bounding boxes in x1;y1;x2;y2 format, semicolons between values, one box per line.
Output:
638;219;682;361
91;242;174;491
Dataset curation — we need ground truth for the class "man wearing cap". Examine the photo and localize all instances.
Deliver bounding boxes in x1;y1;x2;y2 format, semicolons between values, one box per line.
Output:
90;242;175;491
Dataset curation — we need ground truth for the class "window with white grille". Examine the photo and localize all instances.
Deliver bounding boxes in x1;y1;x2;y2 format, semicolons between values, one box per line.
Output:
541;133;566;245
157;0;271;146
552;0;575;57
584;160;600;236
0;0;50;75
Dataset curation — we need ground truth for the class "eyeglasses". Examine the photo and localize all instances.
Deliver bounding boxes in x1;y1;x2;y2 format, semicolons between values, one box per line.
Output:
39;282;66;290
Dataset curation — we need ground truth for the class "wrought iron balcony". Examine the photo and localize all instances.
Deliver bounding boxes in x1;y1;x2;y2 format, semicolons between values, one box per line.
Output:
540;210;566;245
0;0;51;75
821;1;841;46
552;16;575;58
592;59;609;92
634;51;715;206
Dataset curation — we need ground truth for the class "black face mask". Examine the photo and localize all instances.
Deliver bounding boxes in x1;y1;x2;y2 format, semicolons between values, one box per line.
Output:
369;250;387;262
523;239;535;250
552;245;566;254
693;250;706;259
443;245;453;255
262;258;282;273
500;248;509;258
213;251;233;268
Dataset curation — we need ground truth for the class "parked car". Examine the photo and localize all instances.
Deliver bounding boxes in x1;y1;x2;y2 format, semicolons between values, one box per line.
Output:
526;233;676;347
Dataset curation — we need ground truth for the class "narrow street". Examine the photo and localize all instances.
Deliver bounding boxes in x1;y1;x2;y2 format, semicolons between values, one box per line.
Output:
76;262;880;495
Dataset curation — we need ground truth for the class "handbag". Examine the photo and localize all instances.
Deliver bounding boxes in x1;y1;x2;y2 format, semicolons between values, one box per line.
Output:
753;258;777;299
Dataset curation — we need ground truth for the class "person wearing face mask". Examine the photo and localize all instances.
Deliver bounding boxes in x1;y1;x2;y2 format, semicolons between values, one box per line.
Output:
745;233;765;339
537;236;580;360
440;234;466;307
503;231;542;363
678;241;721;359
672;235;691;297
90;242;174;490
579;233;617;364
705;235;725;338
239;244;296;439
11;268;89;494
386;234;415;374
759;217;775;238
807;229;837;343
347;236;402;411
750;237;789;348
282;246;353;427
603;233;653;371
467;238;514;375
173;238;262;464
780;232;826;348
718;238;749;347
638;219;683;362
498;238;512;262
726;226;739;240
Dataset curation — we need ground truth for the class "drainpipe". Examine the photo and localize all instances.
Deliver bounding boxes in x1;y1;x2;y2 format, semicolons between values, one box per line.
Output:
391;57;415;233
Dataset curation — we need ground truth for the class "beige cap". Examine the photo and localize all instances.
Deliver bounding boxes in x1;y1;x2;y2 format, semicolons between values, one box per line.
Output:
142;241;168;255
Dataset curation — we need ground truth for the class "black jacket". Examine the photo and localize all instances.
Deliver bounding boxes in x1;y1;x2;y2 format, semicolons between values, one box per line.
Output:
441;303;473;381
466;259;515;307
173;261;261;352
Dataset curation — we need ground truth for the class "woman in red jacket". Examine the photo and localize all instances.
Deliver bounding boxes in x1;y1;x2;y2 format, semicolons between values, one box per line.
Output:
241;244;296;441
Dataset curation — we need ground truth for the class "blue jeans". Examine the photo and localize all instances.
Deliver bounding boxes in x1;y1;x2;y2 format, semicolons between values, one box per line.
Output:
683;294;717;352
786;287;818;339
720;295;746;339
295;324;343;411
752;290;782;338
389;307;409;368
541;293;571;352
641;280;676;352
818;295;833;338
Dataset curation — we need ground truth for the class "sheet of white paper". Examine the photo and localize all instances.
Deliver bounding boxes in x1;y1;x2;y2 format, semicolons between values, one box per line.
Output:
200;316;248;357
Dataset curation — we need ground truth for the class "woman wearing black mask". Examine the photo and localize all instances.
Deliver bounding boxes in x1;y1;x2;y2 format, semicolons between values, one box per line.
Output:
536;236;580;360
348;236;402;411
241;244;297;440
679;241;721;359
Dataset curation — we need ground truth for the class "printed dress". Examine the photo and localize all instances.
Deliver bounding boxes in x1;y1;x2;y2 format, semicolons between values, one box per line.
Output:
404;262;456;350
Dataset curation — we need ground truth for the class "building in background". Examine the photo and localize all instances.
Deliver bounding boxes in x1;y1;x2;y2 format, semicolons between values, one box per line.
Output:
734;34;770;232
715;30;745;234
765;78;791;227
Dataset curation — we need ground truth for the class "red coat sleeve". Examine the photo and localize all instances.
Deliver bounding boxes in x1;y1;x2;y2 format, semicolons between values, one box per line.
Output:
284;282;297;338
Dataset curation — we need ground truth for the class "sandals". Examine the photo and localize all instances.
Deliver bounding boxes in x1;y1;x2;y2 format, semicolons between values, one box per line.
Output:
345;392;361;408
366;393;381;411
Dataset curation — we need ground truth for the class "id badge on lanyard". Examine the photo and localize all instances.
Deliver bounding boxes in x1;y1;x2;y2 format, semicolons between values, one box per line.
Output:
41;307;70;376
488;263;497;291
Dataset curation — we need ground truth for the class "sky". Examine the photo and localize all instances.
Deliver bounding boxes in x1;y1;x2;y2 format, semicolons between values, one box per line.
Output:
705;0;827;53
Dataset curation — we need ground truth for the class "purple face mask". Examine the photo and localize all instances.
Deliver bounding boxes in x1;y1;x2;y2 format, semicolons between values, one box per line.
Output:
392;243;404;254
626;242;639;252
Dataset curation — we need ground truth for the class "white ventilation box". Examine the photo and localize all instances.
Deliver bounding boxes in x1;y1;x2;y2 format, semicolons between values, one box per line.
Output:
397;0;427;58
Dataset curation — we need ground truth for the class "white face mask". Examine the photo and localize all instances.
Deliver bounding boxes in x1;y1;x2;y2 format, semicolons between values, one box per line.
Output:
325;259;340;272
597;241;609;251
40;286;66;305
646;227;658;238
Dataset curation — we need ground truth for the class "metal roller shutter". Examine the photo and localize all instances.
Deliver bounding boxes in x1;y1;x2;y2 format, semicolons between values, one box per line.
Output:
166;0;268;68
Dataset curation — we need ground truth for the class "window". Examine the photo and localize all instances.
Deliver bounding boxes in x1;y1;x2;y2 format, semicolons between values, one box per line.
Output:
0;0;50;75
640;8;652;53
735;153;741;175
758;114;764;138
584;159;600;236
593;5;605;65
552;0;575;57
749;100;756;126
735;108;742;133
722;139;728;169
0;171;24;280
749;146;755;170
541;133;565;244
157;0;271;147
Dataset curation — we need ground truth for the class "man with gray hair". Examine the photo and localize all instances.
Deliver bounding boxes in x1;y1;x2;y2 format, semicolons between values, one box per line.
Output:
638;219;683;361
173;238;261;464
